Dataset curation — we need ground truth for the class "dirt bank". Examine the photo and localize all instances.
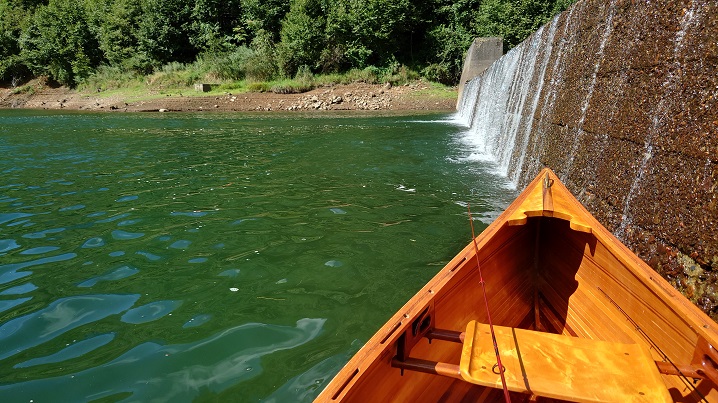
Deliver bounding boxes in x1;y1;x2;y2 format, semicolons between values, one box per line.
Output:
0;80;457;113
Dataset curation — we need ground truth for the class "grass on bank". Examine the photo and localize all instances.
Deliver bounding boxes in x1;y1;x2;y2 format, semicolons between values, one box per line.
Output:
410;81;459;99
75;58;452;101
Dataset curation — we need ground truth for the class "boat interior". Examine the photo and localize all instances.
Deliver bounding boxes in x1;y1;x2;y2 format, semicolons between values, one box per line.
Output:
322;170;718;402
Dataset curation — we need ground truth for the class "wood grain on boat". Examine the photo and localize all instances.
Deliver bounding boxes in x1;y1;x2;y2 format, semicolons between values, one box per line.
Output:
316;168;718;402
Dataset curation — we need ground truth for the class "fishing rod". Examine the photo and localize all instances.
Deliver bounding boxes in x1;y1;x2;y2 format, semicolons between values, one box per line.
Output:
468;203;511;403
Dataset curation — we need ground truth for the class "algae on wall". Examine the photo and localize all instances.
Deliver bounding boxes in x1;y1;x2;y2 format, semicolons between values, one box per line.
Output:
458;0;718;319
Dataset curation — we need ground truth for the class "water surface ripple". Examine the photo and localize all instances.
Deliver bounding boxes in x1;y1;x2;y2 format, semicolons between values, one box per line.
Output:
0;110;514;401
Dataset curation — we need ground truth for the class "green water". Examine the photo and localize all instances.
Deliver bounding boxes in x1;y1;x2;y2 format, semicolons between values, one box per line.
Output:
0;110;515;402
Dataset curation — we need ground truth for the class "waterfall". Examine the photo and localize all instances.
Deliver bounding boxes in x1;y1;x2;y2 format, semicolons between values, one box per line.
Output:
450;0;718;310
454;78;481;127
455;0;710;196
509;17;559;185
457;17;559;188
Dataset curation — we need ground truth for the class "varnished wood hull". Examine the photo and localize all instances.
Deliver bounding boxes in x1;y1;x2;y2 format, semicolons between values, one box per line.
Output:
316;168;718;402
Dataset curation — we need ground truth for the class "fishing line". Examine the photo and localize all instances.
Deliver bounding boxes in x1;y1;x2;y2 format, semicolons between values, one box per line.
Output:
468;203;511;403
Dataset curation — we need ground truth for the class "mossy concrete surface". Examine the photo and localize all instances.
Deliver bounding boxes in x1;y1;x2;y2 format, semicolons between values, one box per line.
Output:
474;0;717;319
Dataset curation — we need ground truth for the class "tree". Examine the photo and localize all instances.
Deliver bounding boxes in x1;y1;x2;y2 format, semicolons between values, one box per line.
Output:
346;0;420;67
0;0;27;82
241;0;289;43
474;0;576;51
88;0;145;70
319;0;424;71
190;0;245;52
6;0;577;86
418;0;481;83
422;24;473;84
276;0;325;76
19;0;102;86
136;0;195;68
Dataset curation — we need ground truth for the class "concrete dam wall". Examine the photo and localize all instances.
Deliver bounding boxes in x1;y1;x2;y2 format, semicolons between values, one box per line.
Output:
458;0;718;319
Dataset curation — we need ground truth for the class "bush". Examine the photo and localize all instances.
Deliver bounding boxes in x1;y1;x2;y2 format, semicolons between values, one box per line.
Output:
270;81;312;94
78;64;141;91
421;63;452;85
422;24;473;84
294;64;314;84
141;61;207;88
11;83;36;95
0;55;30;85
202;47;254;80
244;52;277;82
244;31;278;82
386;65;419;86
246;81;271;92
161;62;186;74
269;65;315;93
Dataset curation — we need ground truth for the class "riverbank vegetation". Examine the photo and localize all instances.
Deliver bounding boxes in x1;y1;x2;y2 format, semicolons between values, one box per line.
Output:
0;0;575;91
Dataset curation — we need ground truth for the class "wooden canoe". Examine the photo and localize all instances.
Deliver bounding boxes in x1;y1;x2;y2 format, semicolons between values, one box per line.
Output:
315;168;718;402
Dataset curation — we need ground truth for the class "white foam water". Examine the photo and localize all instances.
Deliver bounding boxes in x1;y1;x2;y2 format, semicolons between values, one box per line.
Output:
455;15;561;188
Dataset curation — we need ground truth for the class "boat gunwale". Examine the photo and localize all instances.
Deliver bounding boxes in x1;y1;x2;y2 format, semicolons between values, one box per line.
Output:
314;168;718;402
535;169;718;343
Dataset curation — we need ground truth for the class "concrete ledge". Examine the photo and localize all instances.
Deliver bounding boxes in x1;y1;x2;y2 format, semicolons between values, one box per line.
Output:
456;38;503;109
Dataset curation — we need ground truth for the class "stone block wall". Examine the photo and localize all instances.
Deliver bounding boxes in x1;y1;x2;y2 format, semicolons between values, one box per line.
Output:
472;0;718;318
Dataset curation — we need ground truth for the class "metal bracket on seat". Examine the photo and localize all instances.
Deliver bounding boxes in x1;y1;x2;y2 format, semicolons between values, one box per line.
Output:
392;301;468;377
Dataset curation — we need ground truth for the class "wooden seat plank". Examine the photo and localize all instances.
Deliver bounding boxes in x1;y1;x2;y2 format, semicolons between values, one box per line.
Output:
459;321;671;402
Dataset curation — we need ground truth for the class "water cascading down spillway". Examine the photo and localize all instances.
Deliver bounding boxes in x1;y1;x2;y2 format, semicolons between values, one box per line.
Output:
456;10;568;188
455;0;718;319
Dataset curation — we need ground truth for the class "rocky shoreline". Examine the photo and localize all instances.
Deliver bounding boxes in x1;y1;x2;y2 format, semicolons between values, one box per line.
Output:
0;81;456;113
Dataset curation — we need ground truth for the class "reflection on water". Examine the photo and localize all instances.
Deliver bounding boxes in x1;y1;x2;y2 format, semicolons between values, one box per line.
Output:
121;300;182;324
1;318;326;401
15;332;116;368
0;110;515;401
0;294;140;361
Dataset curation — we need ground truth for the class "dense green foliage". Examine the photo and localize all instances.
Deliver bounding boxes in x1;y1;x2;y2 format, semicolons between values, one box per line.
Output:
0;0;575;87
